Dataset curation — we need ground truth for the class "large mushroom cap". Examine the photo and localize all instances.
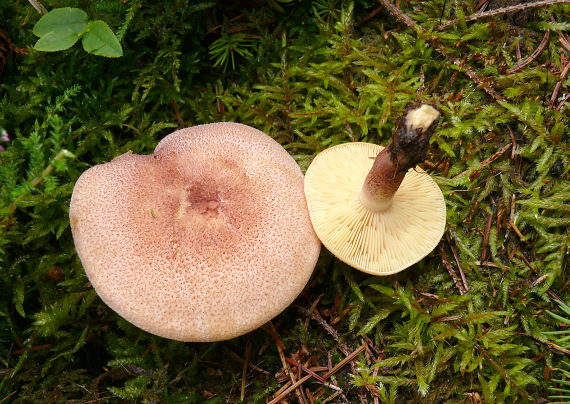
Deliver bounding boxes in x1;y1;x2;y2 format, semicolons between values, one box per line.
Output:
70;122;321;342
304;142;445;276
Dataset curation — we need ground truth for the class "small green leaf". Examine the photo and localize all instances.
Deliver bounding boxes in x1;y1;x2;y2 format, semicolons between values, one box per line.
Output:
82;20;123;58
33;7;88;37
34;30;81;52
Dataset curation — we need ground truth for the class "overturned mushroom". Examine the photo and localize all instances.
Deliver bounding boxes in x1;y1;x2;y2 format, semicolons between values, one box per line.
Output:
70;122;321;342
304;104;446;276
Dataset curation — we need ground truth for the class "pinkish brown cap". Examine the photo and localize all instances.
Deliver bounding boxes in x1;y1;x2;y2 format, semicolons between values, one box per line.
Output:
70;123;321;342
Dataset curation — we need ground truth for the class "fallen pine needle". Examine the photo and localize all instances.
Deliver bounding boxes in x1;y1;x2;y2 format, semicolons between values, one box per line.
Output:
532;274;550;287
268;343;367;404
509;220;526;241
277;344;306;404
269;375;313;404
474;261;501;268
240;342;251;402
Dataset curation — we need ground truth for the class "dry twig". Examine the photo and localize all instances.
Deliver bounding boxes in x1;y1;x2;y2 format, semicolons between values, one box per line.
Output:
27;0;47;14
376;0;416;29
268;344;368;404
302;305;369;402
509;220;526;241
301;305;340;342
437;0;570;30
507;30;551;75
277;344;307;404
550;62;570;106
475;344;534;402
320;389;345;404
559;32;570;54
518;252;537;273
377;0;507;102
305;293;325;328
480;209;494;263
240;342;251;402
172;99;185;128
284;357;326;383
225;348;269;375
438;243;468;295
445;233;469;293
323;343;368;379
261;322;286;350
474;260;500;268
454;143;512;178
420;292;440;299
506;126;518;159
269;374;312;404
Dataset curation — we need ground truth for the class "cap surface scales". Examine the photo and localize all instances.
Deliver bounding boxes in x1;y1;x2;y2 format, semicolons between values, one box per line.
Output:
70;122;321;342
304;142;445;275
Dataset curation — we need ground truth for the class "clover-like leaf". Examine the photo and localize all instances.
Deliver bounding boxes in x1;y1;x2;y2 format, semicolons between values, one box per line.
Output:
82;20;123;58
33;7;88;37
34;30;81;52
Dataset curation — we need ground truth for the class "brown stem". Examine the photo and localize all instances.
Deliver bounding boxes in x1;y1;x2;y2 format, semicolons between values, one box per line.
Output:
360;148;406;211
359;104;440;211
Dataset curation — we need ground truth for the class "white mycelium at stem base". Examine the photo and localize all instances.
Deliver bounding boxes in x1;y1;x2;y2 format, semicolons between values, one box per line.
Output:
304;104;446;276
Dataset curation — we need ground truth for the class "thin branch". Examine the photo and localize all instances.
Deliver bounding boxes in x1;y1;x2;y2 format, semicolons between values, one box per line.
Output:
268;344;367;404
322;343;368;380
556;92;570;111
550;61;570;107
515;41;522;61
225;348;269;375
506;125;518;159
559;32;570;54
480;210;493;263
377;0;507;102
356;6;384;28
475;344;535;402
445;233;469;293
454;143;512;178
240;342;251;402
507;30;550;75
27;0;47;14
438;0;570;30
300;305;340;342
376;0;416;29
305;293;325;328
284;357;326;384
268;374;312;404
320;389;345;404
438;243;467;295
277;344;307;404
462;67;507;102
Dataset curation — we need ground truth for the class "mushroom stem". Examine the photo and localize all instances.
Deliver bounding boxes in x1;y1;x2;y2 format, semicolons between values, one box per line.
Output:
359;104;440;212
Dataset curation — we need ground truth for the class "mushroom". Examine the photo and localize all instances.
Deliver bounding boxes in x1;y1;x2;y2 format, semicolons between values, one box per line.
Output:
69;122;321;342
304;104;446;276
